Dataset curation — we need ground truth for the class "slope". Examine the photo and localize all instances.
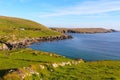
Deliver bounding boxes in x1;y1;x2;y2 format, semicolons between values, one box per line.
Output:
0;16;61;41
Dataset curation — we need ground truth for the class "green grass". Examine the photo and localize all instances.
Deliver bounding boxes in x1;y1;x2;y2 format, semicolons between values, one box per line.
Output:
48;61;120;80
0;16;62;41
3;60;120;80
0;49;72;79
0;49;120;80
0;49;72;70
27;61;120;80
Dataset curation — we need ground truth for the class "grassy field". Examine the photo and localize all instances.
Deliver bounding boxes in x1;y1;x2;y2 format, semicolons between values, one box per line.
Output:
1;49;119;80
48;61;120;80
0;49;72;70
0;46;119;80
0;49;72;79
0;16;62;42
3;59;120;80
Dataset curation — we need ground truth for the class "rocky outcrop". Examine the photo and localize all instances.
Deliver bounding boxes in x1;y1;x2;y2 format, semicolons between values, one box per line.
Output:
1;35;72;50
0;43;9;50
3;59;84;80
110;29;117;32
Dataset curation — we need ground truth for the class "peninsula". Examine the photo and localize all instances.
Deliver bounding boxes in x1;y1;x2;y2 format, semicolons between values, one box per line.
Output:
50;28;117;33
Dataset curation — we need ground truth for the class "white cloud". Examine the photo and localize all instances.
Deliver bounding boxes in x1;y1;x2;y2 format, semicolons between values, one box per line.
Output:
38;0;120;18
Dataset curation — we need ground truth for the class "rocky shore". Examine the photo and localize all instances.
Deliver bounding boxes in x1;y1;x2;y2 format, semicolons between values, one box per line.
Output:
0;35;72;50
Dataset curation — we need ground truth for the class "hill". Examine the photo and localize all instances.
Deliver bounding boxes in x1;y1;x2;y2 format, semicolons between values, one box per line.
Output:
50;28;116;33
0;16;62;40
0;16;72;50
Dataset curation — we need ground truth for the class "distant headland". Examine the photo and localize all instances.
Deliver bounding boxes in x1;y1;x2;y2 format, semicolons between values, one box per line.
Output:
50;28;117;34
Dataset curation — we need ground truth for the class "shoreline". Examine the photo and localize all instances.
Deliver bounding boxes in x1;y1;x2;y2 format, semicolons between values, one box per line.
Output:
29;31;120;61
1;34;72;50
1;31;118;50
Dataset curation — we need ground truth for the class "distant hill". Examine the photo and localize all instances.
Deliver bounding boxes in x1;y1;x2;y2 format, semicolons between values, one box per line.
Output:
50;28;116;33
0;16;61;41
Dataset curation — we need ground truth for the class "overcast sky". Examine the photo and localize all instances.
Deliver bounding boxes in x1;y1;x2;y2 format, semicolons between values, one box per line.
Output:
0;0;120;30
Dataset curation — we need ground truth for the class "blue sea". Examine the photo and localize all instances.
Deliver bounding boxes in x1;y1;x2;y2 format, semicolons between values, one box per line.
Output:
29;32;120;61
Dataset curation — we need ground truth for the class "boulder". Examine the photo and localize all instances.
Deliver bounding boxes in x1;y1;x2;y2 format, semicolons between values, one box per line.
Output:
0;43;9;50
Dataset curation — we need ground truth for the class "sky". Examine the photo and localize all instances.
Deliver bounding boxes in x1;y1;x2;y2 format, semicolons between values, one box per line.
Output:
0;0;120;30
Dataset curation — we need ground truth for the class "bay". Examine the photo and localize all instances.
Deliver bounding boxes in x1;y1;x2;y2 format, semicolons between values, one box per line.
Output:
29;32;120;61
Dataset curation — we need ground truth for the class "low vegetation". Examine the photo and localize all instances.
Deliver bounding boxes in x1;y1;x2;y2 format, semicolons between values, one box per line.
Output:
0;49;72;79
0;49;72;70
0;16;62;42
0;49;120;80
48;61;120;80
3;59;120;80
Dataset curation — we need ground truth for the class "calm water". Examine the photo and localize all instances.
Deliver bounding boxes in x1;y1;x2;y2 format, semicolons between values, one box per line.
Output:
29;32;120;61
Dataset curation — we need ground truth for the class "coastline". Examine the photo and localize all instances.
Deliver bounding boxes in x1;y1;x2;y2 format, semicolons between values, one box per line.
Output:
0;16;120;80
29;31;120;61
1;30;117;50
1;32;120;80
50;28;117;34
1;34;72;50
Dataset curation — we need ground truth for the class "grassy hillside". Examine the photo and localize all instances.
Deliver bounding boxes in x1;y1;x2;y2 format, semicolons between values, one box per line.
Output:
0;16;61;41
47;61;120;80
3;59;120;80
0;49;72;79
0;49;72;70
0;49;119;80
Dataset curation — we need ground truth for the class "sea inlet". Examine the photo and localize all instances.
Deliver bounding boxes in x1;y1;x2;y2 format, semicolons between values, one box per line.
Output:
30;32;120;61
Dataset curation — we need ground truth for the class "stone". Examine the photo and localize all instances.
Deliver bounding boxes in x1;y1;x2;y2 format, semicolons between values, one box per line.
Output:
2;44;9;50
52;63;58;68
39;65;45;69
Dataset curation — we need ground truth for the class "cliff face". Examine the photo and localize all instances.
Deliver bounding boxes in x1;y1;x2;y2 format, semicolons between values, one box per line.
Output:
50;28;116;33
